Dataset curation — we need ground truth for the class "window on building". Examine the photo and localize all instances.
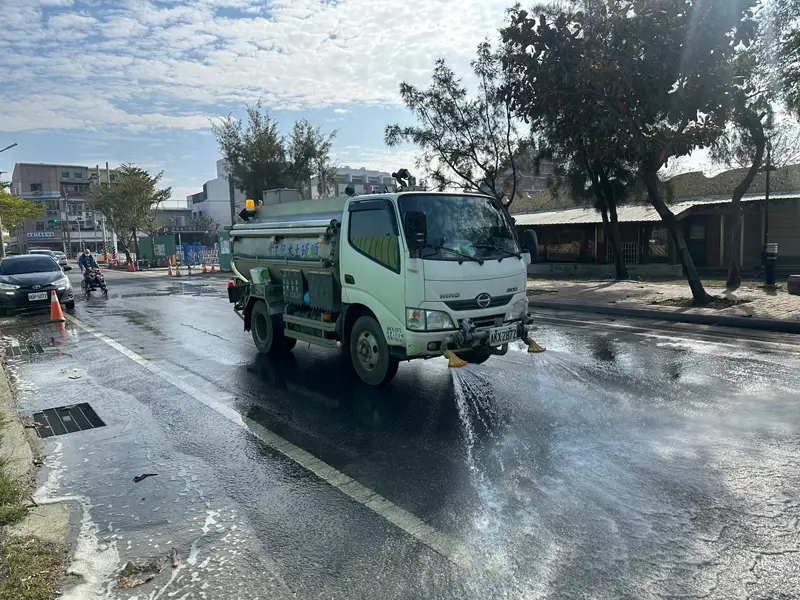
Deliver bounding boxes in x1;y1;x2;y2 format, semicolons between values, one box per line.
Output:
110;174;117;183
348;202;400;272
62;171;70;178
648;227;669;262
36;221;45;231
29;183;42;192
73;172;82;179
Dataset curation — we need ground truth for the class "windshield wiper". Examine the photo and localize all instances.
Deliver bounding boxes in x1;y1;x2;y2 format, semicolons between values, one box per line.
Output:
474;243;521;260
423;244;484;265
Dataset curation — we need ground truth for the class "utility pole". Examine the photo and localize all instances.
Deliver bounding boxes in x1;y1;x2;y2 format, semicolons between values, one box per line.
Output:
0;142;19;259
228;176;236;227
764;141;771;247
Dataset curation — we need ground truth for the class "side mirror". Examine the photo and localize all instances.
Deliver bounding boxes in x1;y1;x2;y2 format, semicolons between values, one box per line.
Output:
404;211;427;253
523;229;539;264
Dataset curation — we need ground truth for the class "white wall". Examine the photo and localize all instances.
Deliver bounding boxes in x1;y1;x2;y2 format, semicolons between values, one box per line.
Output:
188;160;246;226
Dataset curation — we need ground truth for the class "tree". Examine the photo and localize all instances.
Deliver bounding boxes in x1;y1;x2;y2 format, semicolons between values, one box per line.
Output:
771;0;800;118
86;164;171;264
212;103;339;202
385;42;530;212
212;101;288;202
188;213;221;247
286;119;338;199
0;183;45;259
501;0;758;304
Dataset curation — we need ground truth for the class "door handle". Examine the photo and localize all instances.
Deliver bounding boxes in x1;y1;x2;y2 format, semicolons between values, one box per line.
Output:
344;274;355;284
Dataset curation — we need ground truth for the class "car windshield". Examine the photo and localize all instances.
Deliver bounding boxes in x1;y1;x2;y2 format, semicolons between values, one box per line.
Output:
0;257;60;275
398;194;519;260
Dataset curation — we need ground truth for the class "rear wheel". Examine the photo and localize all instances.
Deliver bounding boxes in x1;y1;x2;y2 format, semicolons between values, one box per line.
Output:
250;301;294;355
349;316;399;386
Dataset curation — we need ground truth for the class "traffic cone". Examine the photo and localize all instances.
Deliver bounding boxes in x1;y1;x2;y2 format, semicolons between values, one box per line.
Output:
210;263;217;274
202;263;207;274
168;263;173;277
49;290;65;322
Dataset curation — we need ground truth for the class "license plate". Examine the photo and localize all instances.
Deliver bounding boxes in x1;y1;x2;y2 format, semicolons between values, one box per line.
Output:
489;324;518;345
28;292;48;301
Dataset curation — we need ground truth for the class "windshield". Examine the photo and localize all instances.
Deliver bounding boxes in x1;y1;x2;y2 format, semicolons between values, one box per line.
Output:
0;257;60;275
398;194;519;260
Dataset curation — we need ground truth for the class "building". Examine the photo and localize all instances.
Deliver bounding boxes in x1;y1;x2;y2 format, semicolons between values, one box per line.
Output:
187;160;246;226
513;165;800;277
310;167;397;199
8;163;117;256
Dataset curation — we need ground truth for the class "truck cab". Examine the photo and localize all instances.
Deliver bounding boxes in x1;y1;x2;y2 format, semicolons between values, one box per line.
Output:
229;190;539;386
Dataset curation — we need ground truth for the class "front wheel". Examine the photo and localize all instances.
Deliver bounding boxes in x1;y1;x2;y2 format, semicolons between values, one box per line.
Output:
64;300;75;311
349;316;399;386
250;301;294;355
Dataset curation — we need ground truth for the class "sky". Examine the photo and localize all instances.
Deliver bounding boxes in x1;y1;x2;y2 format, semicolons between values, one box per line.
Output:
0;0;517;204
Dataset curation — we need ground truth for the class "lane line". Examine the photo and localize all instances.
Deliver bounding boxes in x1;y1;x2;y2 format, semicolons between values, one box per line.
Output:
63;314;467;566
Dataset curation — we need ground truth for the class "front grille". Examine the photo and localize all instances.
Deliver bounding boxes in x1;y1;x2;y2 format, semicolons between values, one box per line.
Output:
462;314;505;329
444;294;513;311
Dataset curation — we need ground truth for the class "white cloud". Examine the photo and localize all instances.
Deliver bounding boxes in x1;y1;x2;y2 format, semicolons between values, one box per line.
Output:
333;108;350;115
0;0;510;132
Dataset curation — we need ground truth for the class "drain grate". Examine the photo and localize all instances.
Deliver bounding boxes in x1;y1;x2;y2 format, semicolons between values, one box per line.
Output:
3;344;45;357
30;403;105;438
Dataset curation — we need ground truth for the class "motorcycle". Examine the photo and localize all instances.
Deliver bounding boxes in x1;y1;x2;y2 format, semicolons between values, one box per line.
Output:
82;267;108;297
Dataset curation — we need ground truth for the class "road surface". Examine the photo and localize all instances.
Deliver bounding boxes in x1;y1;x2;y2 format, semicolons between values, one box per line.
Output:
1;268;798;600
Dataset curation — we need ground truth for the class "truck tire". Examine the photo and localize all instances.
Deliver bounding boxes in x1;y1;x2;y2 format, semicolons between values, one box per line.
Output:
454;350;492;365
349;316;399;386
251;301;294;355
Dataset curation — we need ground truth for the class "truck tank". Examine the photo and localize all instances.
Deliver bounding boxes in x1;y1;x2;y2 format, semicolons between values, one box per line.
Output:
229;195;348;313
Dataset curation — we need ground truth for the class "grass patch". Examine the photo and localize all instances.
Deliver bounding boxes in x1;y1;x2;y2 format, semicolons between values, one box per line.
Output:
0;462;27;527
651;297;749;309
0;537;66;600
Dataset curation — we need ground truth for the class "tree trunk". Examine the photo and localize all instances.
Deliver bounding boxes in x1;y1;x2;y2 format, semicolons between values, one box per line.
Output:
726;114;766;290
132;228;140;261
607;202;628;280
642;171;712;305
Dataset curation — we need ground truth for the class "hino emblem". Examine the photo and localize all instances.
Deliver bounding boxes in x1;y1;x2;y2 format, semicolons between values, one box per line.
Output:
476;293;491;308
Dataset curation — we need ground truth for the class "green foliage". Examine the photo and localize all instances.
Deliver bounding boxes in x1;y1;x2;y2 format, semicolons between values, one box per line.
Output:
771;0;800;117
385;42;530;209
500;0;758;303
211;102;337;202
86;164;171;260
188;213;221;246
0;184;45;229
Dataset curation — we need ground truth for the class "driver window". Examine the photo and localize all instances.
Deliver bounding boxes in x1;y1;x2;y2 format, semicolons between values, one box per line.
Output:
348;207;400;273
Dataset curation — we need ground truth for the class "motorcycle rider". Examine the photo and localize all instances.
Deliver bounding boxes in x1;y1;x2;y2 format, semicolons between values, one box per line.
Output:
78;248;99;288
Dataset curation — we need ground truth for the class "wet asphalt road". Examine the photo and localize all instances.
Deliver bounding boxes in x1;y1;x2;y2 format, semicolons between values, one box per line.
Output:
1;268;799;600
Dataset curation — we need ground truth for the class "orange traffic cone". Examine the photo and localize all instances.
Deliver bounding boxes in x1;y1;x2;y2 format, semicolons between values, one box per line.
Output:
168;263;173;277
50;290;65;322
202;263;207;274
210;263;217;274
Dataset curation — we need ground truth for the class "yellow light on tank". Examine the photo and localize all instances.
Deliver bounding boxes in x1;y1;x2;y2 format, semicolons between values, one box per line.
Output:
246;199;255;210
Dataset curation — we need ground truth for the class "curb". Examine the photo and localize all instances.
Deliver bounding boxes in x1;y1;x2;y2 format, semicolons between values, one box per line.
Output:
528;300;800;335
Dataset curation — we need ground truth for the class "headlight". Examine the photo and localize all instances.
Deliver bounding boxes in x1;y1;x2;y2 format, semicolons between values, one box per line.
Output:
406;308;455;331
0;283;20;291
52;276;69;290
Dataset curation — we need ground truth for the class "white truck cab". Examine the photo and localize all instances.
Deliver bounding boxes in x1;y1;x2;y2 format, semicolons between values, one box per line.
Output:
228;190;541;386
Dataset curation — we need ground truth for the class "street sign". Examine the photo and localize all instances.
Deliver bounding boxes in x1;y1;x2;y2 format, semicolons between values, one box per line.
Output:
27;232;55;238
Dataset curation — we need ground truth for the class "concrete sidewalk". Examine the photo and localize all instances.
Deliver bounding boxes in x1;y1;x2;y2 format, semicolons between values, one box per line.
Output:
527;279;800;333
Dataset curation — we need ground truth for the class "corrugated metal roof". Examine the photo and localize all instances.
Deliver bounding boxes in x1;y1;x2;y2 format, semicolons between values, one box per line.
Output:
512;193;800;227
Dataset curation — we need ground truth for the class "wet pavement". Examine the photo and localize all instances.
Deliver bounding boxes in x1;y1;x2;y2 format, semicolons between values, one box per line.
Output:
1;268;799;600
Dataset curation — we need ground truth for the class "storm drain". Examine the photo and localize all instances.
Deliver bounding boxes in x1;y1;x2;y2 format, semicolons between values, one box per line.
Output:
30;403;105;438
3;344;44;357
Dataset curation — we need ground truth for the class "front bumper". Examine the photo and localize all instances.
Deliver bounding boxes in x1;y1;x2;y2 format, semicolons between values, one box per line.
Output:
0;286;74;313
404;314;533;358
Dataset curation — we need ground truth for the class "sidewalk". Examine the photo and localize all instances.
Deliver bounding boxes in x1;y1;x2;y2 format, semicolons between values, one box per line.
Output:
527;279;800;334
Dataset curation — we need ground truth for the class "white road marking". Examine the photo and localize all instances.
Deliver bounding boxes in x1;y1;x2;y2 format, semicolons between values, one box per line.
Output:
64;314;468;566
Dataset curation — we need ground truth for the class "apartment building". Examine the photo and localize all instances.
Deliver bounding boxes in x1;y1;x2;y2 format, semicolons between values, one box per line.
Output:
8;163;117;256
310;167;397;199
187;159;246;226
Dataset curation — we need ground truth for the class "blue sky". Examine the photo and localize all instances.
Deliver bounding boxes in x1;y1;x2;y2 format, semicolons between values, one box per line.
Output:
0;0;513;203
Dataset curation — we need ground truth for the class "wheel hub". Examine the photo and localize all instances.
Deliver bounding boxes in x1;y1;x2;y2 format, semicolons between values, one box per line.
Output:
357;332;378;371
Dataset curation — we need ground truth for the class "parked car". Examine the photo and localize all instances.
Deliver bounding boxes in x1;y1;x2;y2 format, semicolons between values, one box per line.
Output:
0;255;75;315
28;248;68;268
